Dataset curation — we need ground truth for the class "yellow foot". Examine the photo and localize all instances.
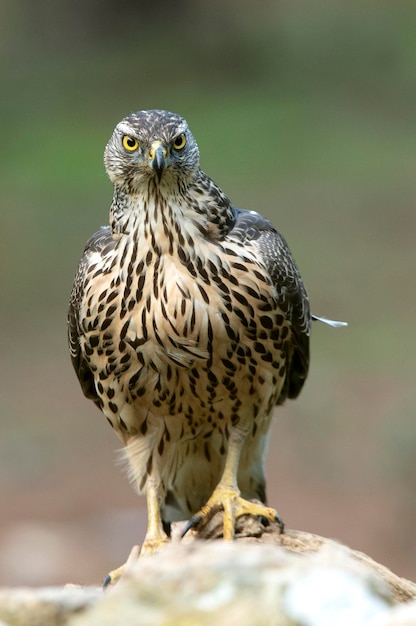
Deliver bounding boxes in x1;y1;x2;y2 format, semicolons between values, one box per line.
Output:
182;485;284;540
103;535;170;587
103;544;141;587
140;534;170;557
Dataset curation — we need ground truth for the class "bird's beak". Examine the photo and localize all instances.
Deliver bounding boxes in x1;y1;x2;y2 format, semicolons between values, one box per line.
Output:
149;141;168;182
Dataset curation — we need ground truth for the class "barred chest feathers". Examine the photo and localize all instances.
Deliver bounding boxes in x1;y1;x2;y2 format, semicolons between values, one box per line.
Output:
80;193;289;439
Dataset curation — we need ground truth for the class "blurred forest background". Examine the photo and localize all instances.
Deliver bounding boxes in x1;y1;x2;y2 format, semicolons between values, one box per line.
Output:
1;0;415;586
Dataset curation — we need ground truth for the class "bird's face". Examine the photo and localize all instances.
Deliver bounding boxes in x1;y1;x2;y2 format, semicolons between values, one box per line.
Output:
104;110;200;190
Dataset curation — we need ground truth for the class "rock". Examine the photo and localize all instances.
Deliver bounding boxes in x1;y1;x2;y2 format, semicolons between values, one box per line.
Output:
68;538;408;626
378;601;416;626
0;586;100;626
0;525;415;626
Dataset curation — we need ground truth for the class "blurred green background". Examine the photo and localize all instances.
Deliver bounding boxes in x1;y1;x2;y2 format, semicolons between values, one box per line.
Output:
1;0;415;585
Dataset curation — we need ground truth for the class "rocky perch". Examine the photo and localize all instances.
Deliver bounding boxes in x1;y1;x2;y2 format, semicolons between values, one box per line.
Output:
1;517;416;626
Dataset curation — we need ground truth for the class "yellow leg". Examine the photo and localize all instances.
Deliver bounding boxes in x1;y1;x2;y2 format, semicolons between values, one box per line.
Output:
182;429;283;539
103;476;169;586
141;477;170;554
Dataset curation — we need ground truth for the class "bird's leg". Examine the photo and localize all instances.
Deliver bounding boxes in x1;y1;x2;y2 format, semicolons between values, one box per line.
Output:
182;428;284;539
140;476;170;555
103;468;169;586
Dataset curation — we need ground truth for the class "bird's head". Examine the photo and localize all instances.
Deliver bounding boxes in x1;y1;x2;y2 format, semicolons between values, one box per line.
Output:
104;109;200;190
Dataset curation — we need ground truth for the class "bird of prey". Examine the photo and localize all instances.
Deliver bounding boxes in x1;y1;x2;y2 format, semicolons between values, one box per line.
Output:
68;109;313;581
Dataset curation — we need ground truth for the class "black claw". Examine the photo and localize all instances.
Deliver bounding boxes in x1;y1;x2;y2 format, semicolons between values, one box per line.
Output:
181;514;202;538
275;515;285;534
259;515;270;527
102;574;112;589
162;519;172;538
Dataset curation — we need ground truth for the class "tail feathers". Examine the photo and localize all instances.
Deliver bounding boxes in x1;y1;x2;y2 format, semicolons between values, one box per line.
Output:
312;315;348;328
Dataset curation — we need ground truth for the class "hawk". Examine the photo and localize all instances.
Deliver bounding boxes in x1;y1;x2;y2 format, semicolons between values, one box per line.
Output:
68;109;312;582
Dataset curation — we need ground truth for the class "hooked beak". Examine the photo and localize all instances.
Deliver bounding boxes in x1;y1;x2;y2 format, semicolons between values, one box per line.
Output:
149;141;167;182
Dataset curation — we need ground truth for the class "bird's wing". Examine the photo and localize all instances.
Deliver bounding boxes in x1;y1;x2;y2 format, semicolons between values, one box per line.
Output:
68;226;115;406
229;208;311;402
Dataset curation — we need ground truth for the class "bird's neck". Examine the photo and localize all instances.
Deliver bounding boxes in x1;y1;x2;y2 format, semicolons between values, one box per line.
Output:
109;175;235;247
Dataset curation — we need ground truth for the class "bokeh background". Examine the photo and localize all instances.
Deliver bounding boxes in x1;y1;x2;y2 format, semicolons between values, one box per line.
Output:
1;0;415;586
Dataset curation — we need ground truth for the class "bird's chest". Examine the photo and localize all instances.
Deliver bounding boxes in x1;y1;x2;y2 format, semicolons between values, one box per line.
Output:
81;241;286;426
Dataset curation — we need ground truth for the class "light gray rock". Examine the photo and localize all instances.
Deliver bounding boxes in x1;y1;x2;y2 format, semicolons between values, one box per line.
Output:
0;586;101;626
70;541;396;626
1;528;415;626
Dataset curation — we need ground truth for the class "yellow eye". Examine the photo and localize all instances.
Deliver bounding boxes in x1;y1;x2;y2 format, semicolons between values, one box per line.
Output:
122;135;139;151
172;133;186;150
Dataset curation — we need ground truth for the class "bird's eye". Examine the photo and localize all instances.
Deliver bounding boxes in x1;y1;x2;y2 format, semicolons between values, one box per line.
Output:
172;133;187;151
122;135;139;152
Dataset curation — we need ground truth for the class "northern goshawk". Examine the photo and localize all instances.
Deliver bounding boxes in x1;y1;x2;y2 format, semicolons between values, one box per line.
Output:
68;109;318;582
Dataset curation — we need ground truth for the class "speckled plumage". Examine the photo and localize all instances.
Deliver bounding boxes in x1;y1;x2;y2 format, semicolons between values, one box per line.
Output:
68;109;310;552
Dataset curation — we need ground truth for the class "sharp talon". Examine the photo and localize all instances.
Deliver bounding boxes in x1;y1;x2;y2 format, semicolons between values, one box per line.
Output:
275;515;285;534
259;515;270;527
102;554;133;587
181;515;202;538
102;574;112;589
